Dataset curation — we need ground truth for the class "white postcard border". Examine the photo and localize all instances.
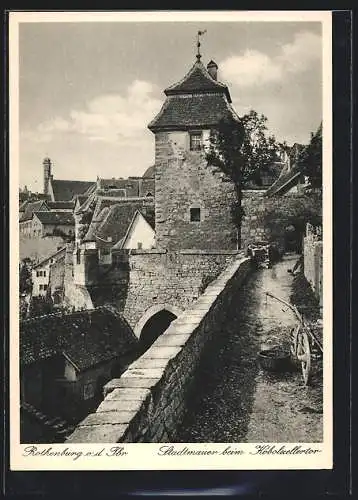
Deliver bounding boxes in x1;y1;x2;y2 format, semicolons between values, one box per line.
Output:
9;10;333;471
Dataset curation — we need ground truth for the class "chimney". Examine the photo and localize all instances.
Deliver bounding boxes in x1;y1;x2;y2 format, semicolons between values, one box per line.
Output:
43;157;52;196
207;60;218;81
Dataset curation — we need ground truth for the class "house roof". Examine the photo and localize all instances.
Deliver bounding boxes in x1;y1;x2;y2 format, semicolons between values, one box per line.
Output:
19;200;48;222
96;202;154;248
265;165;302;197
164;60;231;101
98;178;125;189
74;192;97;215
33;246;66;270
20;306;138;370
83;199;154;246
113;209;155;250
142;165;155;178
75;194;89;207
51;180;96;201
33;211;75;226
47;201;75;210
141;209;155;230
20;236;68;264
19;200;29;213
97;178;143;198
82;206;110;242
148;93;240;132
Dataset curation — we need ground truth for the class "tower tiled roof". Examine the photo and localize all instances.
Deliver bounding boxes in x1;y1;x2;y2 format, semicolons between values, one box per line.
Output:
148;60;240;132
149;94;240;131
164;60;231;101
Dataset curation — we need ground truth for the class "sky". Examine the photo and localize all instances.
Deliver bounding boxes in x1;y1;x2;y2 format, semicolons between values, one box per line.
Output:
18;17;323;192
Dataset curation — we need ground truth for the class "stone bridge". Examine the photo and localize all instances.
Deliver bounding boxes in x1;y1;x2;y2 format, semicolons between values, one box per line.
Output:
66;256;251;443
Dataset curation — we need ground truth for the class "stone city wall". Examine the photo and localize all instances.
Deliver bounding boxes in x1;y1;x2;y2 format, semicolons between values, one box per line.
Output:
154;132;239;251
123;249;242;330
303;224;323;306
241;190;322;252
66;256;251;443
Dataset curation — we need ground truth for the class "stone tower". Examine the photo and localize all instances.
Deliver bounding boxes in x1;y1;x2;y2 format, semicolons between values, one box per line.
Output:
148;56;242;251
43;157;52;196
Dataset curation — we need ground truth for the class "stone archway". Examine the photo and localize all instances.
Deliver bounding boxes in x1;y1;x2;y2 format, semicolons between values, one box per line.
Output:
134;304;183;356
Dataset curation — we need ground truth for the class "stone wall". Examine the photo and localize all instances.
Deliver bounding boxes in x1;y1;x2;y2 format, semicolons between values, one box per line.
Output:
154;132;239;251
66;256;251;443
241;190;322;252
303;225;323;306
123;249;242;330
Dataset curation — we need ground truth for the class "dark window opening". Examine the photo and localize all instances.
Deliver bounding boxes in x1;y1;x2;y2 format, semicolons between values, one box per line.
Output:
190;207;201;222
190;132;202;151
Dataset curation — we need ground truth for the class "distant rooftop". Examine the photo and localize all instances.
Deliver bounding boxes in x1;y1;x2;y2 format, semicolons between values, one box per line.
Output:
20;306;138;370
142;165;155;178
33;211;75;226
20;200;48;222
51;180;95;202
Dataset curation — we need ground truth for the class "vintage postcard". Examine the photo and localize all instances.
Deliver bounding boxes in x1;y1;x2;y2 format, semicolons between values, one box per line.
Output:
10;10;332;470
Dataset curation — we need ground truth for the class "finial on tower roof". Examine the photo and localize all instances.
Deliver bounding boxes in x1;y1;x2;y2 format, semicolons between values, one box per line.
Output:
196;30;207;61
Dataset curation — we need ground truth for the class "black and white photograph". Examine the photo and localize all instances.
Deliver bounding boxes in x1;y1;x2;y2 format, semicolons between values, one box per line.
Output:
10;11;332;470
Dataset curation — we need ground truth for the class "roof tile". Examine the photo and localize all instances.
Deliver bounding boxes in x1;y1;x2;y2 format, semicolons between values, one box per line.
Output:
33;211;75;226
149;93;239;131
20;307;138;370
51;180;95;202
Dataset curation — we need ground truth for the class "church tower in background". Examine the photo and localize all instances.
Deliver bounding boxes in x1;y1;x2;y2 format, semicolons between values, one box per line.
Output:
43;157;52;196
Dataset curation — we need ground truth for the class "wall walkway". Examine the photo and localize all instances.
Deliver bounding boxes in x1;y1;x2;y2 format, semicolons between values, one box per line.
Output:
66;257;251;443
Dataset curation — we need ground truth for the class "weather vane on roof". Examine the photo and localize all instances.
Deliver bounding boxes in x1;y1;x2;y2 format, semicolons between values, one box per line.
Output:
196;30;207;61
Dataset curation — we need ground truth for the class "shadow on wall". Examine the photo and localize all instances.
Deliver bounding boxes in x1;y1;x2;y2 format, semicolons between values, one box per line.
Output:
137;309;178;357
88;253;131;311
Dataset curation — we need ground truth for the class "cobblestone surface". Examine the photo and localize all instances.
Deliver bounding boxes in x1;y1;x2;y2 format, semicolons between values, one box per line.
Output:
176;254;323;443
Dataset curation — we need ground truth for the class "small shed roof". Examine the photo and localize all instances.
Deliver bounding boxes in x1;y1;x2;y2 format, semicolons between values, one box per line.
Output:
20;306;138;370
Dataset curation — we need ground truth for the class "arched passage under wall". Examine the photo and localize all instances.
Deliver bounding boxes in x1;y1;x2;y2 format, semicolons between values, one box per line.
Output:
134;304;183;356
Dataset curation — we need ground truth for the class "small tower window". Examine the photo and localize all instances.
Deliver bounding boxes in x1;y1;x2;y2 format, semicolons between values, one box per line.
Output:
189;131;202;151
190;207;201;222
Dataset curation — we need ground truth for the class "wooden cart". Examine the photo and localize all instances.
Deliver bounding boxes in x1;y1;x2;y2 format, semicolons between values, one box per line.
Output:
265;291;323;385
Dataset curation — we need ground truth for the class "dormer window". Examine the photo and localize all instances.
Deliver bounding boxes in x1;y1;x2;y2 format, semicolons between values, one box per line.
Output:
189;131;202;151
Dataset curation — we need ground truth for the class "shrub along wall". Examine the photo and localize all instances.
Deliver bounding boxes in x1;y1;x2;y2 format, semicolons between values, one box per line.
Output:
66;257;251;443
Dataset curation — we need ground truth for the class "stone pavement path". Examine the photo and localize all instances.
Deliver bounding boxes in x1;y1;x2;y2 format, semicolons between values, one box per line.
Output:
176;254;323;443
